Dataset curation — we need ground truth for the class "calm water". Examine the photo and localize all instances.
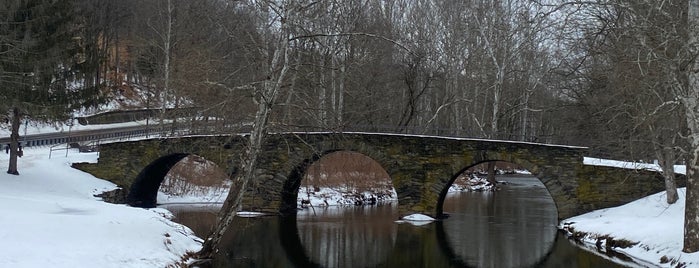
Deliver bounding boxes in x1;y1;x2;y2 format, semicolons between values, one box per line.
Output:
166;175;638;268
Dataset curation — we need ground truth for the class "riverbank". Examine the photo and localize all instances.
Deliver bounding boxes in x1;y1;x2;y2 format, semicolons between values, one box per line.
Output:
561;187;699;267
0;147;201;267
560;158;698;267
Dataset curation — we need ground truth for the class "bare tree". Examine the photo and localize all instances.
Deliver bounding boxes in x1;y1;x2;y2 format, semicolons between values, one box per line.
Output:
603;0;684;205
136;0;177;132
198;0;295;258
541;0;698;251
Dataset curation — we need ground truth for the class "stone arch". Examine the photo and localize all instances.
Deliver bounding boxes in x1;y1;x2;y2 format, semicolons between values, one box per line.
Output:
279;152;323;214
127;153;190;207
434;156;570;220
278;149;395;214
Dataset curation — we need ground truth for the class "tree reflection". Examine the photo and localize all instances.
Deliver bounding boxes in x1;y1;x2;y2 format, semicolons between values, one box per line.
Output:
295;205;398;268
440;175;559;267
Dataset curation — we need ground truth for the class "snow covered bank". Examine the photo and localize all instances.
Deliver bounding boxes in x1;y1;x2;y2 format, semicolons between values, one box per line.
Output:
561;188;699;268
298;185;397;207
448;174;496;192
158;183;229;204
0;147;202;267
584;157;686;175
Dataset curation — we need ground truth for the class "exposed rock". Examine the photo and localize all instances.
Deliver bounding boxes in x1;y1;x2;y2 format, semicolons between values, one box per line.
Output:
94;188;128;204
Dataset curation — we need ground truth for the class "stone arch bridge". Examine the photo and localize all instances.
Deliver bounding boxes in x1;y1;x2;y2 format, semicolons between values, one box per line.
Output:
75;132;673;220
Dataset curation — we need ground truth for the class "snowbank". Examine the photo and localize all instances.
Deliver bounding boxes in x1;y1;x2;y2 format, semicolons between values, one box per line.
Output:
297;185;397;207
158;185;229;204
0;147;202;267
561;188;699;267
448;174;495;192
583;157;686;175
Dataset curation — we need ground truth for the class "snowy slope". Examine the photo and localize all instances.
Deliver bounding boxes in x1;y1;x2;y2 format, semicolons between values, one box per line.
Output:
0;147;202;268
562;188;699;267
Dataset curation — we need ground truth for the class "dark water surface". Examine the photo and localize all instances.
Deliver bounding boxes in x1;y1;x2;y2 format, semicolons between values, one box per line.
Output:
166;175;636;268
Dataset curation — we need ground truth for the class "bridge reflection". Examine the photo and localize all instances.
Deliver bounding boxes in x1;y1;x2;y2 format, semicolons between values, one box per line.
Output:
175;176;630;268
207;212;537;268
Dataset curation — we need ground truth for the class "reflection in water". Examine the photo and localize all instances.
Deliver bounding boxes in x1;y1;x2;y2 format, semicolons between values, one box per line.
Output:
442;175;558;267
536;233;637;268
159;204;220;237
296;204;398;268
214;216;290;267
169;175;632;268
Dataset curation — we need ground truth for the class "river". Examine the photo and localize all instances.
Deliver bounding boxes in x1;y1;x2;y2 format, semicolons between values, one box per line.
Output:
164;175;641;267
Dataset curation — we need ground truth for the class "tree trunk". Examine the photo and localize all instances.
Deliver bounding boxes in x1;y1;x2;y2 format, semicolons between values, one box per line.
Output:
683;0;699;253
6;107;21;175
684;142;699;252
159;0;174;134
330;54;337;126
490;68;503;138
660;149;679;204
198;9;292;258
336;58;345;128
319;53;327;126
283;49;301;125
486;161;497;186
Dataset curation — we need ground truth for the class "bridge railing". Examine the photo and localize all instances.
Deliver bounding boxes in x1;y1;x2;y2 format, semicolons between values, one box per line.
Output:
0;125;169;151
1;118;579;155
266;123;563;146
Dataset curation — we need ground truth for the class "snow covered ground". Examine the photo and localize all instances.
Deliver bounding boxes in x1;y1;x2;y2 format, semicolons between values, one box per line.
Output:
297;185;397;207
584;157;686;174
562;159;697;267
296;171;521;208
158;183;230;205
0;119;152;137
0;146;202;268
448;173;496;192
561;188;699;267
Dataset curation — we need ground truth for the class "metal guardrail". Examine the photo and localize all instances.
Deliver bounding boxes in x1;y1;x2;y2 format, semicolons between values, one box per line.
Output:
0;125;172;149
0;119;251;153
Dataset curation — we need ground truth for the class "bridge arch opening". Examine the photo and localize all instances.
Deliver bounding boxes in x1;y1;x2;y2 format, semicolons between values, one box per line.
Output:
436;159;561;219
283;150;398;267
437;166;560;267
290;150;395;209
127;153;230;208
449;161;530;189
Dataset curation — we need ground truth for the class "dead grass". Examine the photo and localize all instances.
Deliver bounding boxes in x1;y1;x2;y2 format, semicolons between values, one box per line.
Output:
160;155;230;196
302;151;392;192
301;154;528;190
159;153;528;198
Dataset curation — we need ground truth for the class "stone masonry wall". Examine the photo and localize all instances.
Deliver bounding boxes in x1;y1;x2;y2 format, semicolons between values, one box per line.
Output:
238;133;587;218
74;133;675;220
576;165;686;212
73;135;246;188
